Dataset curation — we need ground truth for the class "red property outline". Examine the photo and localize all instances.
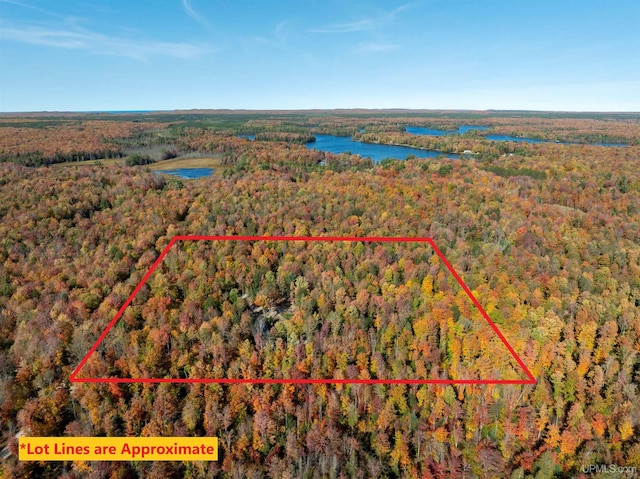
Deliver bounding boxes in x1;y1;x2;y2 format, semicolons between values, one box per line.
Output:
70;236;535;385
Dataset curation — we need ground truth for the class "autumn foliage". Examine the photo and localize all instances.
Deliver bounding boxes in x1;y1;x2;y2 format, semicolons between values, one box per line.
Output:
1;112;639;478
0;120;162;166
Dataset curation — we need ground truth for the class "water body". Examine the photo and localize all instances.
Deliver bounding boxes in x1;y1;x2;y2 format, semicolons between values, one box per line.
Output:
156;168;213;179
405;125;489;136
407;125;626;146
305;134;458;162
485;134;546;143
238;134;255;140
484;134;626;146
593;142;627;147
457;125;490;133
99;110;155;114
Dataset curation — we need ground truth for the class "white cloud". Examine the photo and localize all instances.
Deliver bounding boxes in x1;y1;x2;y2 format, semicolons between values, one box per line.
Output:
355;42;399;53
0;22;209;59
308;19;377;34
182;0;211;28
253;20;294;48
308;3;413;34
0;0;62;18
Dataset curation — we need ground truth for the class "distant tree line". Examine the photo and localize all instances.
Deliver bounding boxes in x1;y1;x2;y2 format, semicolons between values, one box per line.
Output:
0;148;124;167
254;132;316;144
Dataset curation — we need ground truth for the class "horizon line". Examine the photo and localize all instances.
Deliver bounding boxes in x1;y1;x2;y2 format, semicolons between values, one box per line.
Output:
2;107;640;115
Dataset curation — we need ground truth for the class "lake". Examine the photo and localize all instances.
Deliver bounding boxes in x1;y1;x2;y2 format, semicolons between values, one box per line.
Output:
406;125;626;146
305;134;458;162
405;125;489;136
156;168;214;179
482;134;626;146
485;134;546;143
406;125;548;143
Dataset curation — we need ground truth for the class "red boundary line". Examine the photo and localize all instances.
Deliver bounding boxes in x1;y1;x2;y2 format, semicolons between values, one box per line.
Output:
69;236;535;385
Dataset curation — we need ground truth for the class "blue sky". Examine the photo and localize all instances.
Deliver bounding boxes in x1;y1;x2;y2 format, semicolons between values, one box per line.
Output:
1;0;638;112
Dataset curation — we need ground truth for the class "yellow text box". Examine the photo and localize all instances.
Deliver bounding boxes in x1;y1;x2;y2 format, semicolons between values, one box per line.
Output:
19;437;218;461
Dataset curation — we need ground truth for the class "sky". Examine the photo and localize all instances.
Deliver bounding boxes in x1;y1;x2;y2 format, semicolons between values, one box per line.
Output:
0;0;639;112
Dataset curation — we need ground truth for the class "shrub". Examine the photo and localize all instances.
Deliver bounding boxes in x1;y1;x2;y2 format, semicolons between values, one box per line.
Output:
161;149;178;161
437;164;453;176
125;153;155;166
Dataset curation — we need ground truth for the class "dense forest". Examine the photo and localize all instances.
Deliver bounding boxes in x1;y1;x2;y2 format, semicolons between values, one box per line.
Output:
75;235;529;385
0;111;639;478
